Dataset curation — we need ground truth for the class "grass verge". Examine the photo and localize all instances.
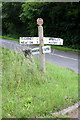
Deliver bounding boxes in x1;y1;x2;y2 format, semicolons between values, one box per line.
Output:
0;35;19;42
1;47;78;118
51;45;80;52
0;35;80;52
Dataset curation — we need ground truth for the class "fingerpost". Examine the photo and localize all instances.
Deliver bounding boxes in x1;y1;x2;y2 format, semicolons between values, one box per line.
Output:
37;18;46;73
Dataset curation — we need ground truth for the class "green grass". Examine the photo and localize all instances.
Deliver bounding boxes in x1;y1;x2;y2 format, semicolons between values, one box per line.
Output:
0;3;2;6
1;47;78;118
50;114;69;118
0;35;19;42
0;35;80;52
51;45;80;52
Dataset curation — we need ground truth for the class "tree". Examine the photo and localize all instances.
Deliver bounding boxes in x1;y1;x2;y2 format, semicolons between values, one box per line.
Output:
21;2;79;49
2;2;80;49
2;2;25;37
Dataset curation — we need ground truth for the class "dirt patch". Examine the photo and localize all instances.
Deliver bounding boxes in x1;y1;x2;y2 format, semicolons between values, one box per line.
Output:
50;102;80;119
67;108;78;118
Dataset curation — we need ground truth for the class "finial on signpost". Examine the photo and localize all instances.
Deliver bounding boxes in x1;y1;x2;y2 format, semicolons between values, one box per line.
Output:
37;18;43;26
37;18;46;73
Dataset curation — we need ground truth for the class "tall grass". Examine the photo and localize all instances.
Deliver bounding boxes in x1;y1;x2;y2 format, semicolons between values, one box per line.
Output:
1;47;78;118
0;47;2;120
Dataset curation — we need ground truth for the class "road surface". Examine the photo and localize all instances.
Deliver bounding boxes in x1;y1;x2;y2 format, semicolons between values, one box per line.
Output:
0;38;79;74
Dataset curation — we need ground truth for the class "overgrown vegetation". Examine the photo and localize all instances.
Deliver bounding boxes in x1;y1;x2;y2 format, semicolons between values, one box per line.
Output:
1;47;78;118
2;2;80;49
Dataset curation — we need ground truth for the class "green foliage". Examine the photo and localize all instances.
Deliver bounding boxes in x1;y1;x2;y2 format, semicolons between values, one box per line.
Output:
2;2;27;37
2;2;80;49
1;47;78;118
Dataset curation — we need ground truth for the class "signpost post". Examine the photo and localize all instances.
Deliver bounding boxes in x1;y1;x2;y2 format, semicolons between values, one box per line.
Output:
37;18;46;73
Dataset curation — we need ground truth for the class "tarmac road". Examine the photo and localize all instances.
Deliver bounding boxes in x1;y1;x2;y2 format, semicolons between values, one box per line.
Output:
0;38;79;74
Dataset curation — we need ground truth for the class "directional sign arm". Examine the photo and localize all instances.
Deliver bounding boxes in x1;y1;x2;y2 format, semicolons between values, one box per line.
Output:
20;37;63;45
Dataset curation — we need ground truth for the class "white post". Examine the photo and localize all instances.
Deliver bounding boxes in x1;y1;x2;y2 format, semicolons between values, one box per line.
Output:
37;18;46;73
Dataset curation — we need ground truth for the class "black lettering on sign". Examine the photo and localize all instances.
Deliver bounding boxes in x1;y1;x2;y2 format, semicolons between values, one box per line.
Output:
32;49;39;53
44;48;49;51
24;37;27;40
27;37;31;40
54;42;57;44
46;48;49;50
49;38;55;41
